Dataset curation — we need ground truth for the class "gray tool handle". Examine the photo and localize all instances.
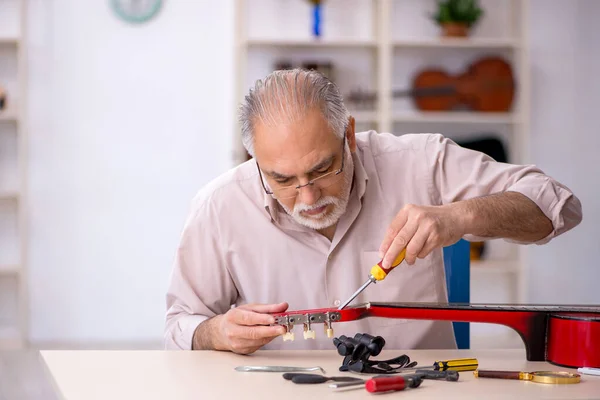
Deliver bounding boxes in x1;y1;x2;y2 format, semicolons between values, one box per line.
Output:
414;369;460;381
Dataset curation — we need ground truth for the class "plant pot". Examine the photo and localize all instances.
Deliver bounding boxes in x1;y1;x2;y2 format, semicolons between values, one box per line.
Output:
441;22;469;37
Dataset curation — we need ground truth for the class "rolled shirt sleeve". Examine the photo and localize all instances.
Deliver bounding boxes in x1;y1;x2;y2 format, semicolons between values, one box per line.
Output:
425;133;582;244
164;193;238;350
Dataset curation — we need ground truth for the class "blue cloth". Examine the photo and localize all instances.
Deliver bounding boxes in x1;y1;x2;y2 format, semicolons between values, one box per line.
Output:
443;239;471;349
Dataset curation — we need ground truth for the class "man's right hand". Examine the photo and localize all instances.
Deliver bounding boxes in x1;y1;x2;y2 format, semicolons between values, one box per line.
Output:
192;302;288;354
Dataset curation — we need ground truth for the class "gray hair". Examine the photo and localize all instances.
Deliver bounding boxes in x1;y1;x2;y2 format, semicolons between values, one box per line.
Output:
239;68;350;157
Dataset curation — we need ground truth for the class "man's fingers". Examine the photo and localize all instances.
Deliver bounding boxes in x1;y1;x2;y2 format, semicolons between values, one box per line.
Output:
241;302;289;314
382;219;418;269
223;304;289;354
405;227;429;265
237;325;286;341
231;308;277;326
379;209;409;258
418;234;441;260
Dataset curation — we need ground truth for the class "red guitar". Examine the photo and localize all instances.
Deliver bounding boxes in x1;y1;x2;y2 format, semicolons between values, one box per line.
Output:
271;302;600;369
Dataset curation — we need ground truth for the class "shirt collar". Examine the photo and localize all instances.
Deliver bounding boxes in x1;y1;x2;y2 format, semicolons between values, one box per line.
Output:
351;147;369;201
263;187;279;223
262;148;369;223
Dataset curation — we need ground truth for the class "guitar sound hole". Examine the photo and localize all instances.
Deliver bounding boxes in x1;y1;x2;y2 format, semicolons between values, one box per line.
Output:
290;318;295;323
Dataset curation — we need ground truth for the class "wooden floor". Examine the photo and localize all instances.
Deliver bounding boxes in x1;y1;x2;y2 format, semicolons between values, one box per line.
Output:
0;351;58;400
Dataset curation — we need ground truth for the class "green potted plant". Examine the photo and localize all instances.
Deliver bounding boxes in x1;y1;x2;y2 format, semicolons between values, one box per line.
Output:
431;0;484;37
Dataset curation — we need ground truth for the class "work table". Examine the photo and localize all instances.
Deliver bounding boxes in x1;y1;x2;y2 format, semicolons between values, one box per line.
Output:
41;348;600;399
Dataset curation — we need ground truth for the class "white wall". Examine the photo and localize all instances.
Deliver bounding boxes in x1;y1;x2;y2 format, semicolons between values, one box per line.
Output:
525;0;600;304
27;0;235;343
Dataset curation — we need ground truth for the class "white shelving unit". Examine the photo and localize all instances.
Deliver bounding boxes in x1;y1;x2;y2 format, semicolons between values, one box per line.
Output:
0;0;28;350
234;0;530;348
393;37;520;49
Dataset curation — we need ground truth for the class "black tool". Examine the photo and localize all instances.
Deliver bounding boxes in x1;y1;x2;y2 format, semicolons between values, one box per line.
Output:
332;333;416;374
413;369;460;381
282;372;364;384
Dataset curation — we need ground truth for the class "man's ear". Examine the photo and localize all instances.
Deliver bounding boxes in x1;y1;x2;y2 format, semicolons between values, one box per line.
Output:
347;116;357;152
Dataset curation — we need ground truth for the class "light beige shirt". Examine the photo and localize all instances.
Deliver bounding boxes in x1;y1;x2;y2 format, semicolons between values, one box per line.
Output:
164;131;582;351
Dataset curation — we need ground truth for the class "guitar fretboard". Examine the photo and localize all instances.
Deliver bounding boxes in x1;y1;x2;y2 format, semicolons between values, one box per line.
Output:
368;302;600;313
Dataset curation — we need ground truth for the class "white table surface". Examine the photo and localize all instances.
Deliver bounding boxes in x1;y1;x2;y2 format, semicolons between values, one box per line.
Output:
40;348;600;400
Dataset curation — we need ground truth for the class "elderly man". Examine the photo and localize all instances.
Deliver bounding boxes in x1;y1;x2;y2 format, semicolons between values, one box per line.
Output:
164;68;582;354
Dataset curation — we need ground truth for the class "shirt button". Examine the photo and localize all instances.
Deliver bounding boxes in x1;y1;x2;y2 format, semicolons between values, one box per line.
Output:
334;299;341;307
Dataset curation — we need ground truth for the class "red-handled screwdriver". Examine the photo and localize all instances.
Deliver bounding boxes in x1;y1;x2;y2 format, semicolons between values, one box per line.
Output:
366;376;408;393
330;374;423;392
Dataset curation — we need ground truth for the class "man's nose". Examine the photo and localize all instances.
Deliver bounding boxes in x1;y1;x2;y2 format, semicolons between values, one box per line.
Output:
297;182;321;205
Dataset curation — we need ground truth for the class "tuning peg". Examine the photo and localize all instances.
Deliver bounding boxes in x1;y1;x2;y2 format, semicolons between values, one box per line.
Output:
325;320;334;338
303;330;316;340
283;332;295;341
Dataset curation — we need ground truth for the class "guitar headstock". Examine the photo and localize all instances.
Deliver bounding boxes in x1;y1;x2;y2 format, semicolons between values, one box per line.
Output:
270;304;371;342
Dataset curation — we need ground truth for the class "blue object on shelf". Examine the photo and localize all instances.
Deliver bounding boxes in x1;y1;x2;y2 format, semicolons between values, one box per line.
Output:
442;239;471;349
312;3;322;37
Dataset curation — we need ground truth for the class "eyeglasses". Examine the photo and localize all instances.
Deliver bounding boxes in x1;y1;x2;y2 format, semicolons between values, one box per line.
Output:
256;135;347;200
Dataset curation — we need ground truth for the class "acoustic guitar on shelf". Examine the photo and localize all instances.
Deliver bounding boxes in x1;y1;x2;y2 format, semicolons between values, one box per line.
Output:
271;302;600;369
346;56;515;112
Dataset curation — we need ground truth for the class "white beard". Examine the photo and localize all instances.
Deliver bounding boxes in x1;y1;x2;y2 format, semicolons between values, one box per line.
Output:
280;155;354;230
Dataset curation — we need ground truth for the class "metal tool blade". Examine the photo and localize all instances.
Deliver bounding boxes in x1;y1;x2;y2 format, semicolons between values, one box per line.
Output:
234;365;326;373
329;380;366;388
338;277;373;310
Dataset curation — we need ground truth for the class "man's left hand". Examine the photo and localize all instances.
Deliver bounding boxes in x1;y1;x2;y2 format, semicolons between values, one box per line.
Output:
378;204;466;268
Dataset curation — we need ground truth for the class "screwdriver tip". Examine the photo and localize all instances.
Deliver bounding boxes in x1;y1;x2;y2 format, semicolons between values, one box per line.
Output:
337;278;373;310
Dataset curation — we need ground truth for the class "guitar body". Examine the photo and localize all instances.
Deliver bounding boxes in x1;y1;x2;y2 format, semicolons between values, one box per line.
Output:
460;57;515;112
271;302;600;369
411;69;459;111
409;57;515;112
343;56;520;112
547;313;600;368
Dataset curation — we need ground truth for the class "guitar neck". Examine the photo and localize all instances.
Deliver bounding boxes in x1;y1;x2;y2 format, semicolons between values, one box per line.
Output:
392;86;456;98
368;302;600;313
272;302;600;326
272;302;600;365
360;302;600;333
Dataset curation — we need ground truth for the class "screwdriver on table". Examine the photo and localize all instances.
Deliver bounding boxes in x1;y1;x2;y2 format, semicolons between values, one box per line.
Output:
331;374;423;392
282;372;363;384
400;358;479;372
338;248;407;310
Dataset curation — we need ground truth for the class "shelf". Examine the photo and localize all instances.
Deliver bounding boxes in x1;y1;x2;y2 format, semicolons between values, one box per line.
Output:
245;38;377;48
393;111;516;124
0;0;27;353
0;264;20;276
244;38;518;50
0;37;19;46
236;0;530;302
0;191;19;200
0;109;18;122
471;259;519;274
393;37;520;49
0;326;23;349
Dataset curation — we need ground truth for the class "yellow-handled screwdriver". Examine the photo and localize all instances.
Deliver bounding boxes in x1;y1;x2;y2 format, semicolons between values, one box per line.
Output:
402;358;479;372
338;248;407;310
